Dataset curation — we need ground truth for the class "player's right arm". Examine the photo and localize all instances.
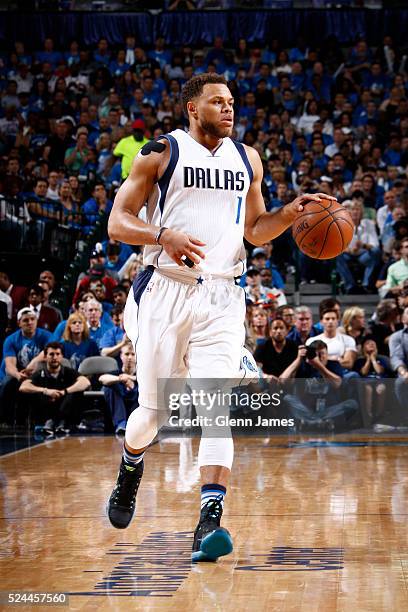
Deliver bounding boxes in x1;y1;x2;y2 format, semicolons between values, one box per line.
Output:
108;141;206;266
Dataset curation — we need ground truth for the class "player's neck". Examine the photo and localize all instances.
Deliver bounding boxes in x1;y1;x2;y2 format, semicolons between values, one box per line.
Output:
188;126;223;153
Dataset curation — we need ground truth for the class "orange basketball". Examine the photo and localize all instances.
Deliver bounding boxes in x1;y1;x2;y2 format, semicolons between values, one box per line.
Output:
292;198;355;259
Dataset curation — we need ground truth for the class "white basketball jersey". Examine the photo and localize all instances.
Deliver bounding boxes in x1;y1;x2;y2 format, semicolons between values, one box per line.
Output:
143;129;253;279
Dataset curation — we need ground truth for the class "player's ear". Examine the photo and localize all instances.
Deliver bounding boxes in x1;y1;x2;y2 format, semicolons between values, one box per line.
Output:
187;101;198;119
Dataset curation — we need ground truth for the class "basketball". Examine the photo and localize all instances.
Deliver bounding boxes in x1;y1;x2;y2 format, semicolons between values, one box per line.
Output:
292;198;355;260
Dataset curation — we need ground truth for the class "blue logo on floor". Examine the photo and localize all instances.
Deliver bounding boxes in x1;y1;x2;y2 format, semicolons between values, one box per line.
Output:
236;547;344;571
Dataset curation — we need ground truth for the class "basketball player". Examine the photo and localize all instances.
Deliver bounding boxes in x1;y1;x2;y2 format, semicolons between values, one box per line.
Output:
107;73;335;562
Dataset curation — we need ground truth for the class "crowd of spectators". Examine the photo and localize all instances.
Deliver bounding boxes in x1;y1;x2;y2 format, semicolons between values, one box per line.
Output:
0;30;407;434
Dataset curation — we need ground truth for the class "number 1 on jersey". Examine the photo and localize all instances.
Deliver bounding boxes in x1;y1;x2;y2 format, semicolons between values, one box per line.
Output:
235;196;243;224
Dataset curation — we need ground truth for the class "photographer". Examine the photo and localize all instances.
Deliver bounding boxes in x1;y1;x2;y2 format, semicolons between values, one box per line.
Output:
280;340;358;428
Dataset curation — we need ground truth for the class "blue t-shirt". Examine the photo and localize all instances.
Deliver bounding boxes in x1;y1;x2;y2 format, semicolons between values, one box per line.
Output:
60;339;100;370
0;328;52;380
89;320;114;349
100;326;125;349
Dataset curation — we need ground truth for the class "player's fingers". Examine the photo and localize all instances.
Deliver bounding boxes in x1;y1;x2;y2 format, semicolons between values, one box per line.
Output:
187;235;207;247
299;193;323;202
187;243;206;259
183;250;201;265
315;192;337;201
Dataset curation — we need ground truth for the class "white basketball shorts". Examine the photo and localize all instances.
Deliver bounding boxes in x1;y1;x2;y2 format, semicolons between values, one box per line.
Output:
124;266;246;409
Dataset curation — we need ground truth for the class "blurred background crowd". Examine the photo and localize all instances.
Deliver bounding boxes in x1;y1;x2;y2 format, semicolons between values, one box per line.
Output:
0;1;407;435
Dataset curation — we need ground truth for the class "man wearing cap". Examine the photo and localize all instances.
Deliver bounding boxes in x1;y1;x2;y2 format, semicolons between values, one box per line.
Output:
113;119;150;179
244;267;287;306
0;308;52;423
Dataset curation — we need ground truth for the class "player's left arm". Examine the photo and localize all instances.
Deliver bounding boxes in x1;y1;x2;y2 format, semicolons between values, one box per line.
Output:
243;146;336;246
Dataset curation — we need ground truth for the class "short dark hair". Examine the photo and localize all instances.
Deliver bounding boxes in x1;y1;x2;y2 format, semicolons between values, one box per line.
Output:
111;305;124;317
29;283;44;296
44;341;63;354
112;284;128;294
319;297;340;318
320;308;339;319
270;316;288;329
309;339;328;352
181;73;228;117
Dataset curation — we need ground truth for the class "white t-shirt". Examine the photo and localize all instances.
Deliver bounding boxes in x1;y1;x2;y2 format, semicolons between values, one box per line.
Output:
305;331;357;359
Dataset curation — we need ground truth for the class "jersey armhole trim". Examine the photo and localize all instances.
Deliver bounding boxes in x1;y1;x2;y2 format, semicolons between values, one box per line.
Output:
157;134;179;215
232;140;254;183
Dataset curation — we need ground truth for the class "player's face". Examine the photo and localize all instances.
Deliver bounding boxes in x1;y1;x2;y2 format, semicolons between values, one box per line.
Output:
194;84;234;138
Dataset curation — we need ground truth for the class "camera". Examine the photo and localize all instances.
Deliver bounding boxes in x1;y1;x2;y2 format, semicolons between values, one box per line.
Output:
305;346;317;360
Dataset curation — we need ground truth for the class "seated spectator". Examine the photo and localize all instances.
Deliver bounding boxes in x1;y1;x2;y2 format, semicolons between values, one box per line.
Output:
82;182;113;233
0;308;52;423
118;253;144;282
100;307;126;358
276;305;295;332
247;306;270;348
57;180;82;229
244;267;286;305
0;270;27;321
26;177;60;222
99;342;138;435
64;128;91;173
19;341;91;435
254;317;298;381
381;206;406;254
377;190;397;233
83;299;113;349
286;306;320;346
26;284;61;332
353;336;392;421
389;306;408;411
306;308;358;374
340;306;367;354
336;201;381;294
88;278;113;315
38;269;57;301
368;299;402;356
101;239;134;272
112;285;129;309
382;237;408;297
377;240;401;297
281;340;358;428
74;258;118;304
60;312;99;369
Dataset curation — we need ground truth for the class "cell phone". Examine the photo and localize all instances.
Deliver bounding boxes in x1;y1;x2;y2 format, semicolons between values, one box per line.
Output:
305;346;317;360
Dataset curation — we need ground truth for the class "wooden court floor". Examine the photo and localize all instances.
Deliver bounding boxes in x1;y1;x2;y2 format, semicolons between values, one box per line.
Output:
1;434;408;611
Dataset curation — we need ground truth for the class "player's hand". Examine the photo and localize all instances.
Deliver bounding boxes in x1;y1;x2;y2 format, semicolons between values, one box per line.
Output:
282;193;337;223
160;229;206;267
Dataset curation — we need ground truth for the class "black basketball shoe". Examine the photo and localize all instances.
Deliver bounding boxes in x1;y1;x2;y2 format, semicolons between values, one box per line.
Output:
107;459;144;529
192;495;233;562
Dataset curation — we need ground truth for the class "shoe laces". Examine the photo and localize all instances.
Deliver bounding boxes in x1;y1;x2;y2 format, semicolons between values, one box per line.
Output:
112;462;142;507
201;494;224;523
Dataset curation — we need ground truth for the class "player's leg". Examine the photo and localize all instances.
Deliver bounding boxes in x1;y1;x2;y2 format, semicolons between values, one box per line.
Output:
188;281;245;561
108;271;191;529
